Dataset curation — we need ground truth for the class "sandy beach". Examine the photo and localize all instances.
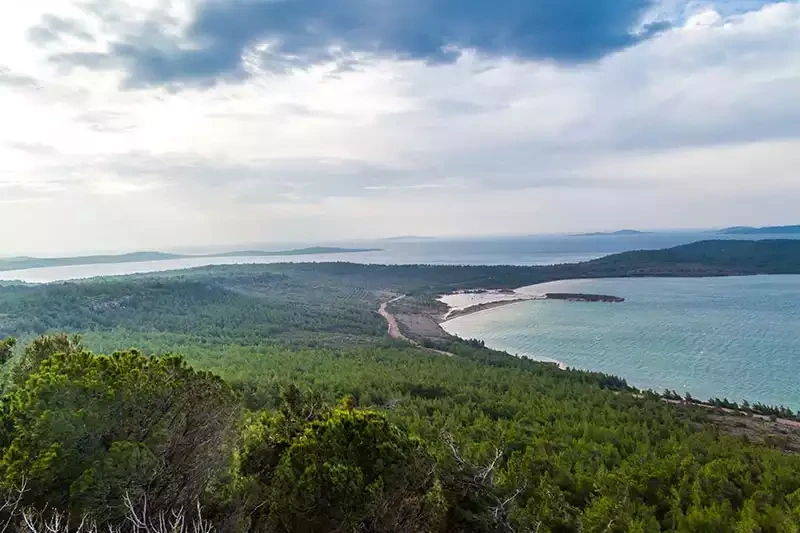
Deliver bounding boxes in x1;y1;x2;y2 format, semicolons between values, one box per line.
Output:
441;297;542;321
438;288;567;370
439;279;624;322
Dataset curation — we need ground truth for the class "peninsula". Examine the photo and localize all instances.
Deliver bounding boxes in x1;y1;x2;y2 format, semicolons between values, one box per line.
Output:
442;292;625;321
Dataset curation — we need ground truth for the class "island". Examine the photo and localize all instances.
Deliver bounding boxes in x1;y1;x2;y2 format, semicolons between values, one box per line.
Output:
717;225;800;235
0;246;382;272
574;229;650;237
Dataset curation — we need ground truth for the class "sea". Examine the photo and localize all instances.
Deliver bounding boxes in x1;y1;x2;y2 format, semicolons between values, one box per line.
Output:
2;231;799;409
441;276;800;410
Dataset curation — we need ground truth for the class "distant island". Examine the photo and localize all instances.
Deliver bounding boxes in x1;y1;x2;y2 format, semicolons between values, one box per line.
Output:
574;229;650;237
717;225;800;235
0;247;381;273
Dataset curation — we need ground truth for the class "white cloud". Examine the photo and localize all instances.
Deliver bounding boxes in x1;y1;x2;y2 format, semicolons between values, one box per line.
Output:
0;1;798;254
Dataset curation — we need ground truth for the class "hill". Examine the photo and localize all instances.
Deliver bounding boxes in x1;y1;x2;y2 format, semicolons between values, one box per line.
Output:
1;239;800;531
581;239;800;277
718;224;800;235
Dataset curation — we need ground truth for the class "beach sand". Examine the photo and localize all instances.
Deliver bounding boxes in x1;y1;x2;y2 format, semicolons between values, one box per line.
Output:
438;289;566;370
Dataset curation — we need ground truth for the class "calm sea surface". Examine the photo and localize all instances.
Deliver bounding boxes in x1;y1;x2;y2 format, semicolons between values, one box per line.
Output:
442;276;800;409
2;232;799;408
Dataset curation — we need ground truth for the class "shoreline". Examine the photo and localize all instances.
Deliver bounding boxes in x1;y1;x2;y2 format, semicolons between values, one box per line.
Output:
438;287;568;370
436;280;800;421
440;297;542;321
437;282;625;372
439;280;625;323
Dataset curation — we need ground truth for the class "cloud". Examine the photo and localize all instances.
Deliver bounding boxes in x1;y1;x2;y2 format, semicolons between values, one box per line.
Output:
4;142;60;156
0;67;41;90
0;1;799;253
27;14;95;45
41;0;672;86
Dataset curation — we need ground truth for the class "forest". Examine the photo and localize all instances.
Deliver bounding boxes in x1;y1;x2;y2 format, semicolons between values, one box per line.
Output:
0;240;800;531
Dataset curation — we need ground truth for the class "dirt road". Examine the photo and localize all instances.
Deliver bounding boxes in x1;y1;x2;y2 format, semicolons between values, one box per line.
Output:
377;296;454;356
378;295;408;340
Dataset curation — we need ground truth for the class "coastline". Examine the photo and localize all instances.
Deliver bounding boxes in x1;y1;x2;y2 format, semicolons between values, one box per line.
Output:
435;277;800;418
438;280;624;322
437;281;626;372
440;296;542;321
438;286;568;370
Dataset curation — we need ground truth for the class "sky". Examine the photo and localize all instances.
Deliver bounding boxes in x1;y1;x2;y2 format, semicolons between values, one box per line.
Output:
0;0;799;254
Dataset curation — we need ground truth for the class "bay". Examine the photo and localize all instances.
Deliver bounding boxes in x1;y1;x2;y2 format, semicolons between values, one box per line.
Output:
442;276;800;409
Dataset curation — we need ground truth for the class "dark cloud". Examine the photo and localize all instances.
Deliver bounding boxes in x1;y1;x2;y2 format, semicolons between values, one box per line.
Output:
45;0;669;86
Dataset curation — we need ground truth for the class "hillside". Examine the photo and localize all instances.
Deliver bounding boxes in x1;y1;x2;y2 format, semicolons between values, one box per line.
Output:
2;240;799;343
581;239;800;276
0;240;800;531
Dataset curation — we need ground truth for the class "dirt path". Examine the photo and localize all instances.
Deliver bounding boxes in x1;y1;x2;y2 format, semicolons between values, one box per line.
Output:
377;296;454;356
378;295;408;340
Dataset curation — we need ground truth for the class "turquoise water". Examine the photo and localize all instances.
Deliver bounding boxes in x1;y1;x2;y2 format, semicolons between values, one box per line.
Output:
442;276;800;409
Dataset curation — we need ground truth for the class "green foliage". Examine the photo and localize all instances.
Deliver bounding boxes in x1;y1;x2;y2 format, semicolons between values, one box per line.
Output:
585;239;800;276
10;333;83;384
0;342;240;523
1;245;800;530
0;337;14;365
4;238;800;347
0;274;384;344
1;328;800;530
267;405;441;533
